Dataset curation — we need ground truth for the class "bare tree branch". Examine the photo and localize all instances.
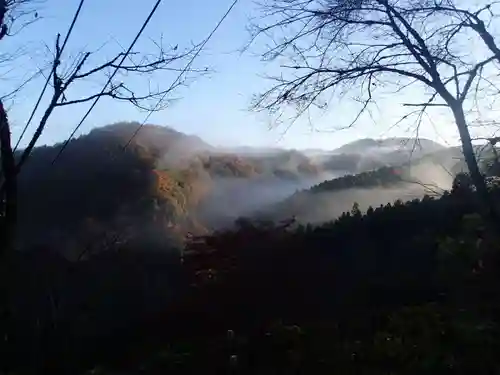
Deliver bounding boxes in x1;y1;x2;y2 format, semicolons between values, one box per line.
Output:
13;36;206;174
250;0;500;221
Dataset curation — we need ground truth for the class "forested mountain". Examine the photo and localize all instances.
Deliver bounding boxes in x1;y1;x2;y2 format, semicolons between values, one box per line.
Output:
15;122;455;256
14;122;330;254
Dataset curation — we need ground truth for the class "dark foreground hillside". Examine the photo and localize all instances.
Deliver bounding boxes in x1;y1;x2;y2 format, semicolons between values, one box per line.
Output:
2;174;500;374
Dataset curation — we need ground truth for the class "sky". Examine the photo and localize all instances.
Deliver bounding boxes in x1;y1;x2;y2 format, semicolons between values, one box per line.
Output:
0;0;493;151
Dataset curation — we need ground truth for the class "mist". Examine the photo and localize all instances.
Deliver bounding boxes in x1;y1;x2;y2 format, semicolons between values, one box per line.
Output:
16;121;462;255
270;160;455;224
196;171;347;228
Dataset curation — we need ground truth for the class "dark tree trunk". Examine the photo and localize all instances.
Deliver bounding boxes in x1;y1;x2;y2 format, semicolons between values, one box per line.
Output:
0;100;16;254
451;103;497;221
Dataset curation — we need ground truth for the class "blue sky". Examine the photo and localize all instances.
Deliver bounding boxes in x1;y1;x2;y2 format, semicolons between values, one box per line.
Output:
0;0;477;151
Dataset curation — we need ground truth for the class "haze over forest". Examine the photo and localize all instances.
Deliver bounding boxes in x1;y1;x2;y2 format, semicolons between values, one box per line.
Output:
16;121;471;257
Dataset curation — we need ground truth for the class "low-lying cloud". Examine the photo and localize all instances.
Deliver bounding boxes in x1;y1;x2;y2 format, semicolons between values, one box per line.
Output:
268;160;455;224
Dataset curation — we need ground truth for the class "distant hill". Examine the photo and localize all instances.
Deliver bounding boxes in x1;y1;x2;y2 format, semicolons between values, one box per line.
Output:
333;137;445;155
258;145;470;224
216;146;284;156
310;137;446;174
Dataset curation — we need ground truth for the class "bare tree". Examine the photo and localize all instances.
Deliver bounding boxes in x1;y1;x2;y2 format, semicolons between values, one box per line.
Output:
13;34;202;173
250;0;500;220
0;0;205;253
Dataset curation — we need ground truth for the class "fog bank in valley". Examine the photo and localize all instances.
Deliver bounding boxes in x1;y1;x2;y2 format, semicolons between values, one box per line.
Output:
197;171;348;228
268;160;456;224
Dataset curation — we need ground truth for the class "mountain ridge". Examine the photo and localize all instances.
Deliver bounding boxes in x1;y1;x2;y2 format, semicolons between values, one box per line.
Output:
332;137;445;154
15;122;461;256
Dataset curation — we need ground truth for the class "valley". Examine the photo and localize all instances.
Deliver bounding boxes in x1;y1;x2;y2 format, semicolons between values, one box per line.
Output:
16;121;469;256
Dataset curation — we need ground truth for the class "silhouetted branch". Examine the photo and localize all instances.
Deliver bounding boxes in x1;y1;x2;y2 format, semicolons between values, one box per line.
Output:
1;0;41;38
14;37;204;174
250;0;500;221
